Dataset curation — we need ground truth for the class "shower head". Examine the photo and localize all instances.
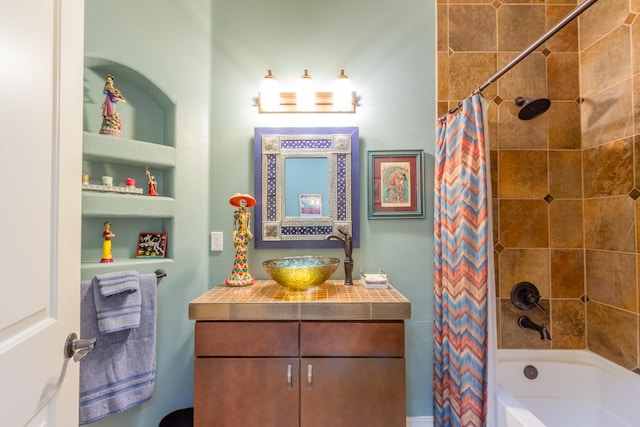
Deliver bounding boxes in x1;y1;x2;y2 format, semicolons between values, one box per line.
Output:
515;97;551;120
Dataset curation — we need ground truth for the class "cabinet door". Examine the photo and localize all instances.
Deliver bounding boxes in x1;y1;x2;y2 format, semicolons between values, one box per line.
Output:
195;357;299;427
300;357;406;427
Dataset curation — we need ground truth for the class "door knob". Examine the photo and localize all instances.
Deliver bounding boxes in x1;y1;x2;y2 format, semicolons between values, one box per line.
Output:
64;332;97;362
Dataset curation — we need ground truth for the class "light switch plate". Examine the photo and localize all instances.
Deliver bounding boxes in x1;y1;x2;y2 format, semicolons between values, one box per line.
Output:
210;232;223;251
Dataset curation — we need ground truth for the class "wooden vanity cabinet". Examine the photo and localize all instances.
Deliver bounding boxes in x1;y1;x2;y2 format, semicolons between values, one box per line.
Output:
194;320;406;427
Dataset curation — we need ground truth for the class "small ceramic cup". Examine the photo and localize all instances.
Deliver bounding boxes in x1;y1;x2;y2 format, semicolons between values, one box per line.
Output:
102;176;113;186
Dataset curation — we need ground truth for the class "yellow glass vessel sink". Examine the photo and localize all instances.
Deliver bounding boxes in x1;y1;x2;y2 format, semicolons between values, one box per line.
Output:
262;256;341;291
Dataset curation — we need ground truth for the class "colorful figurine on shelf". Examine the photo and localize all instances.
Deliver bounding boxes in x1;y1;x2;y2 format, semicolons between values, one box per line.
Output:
99;73;127;137
225;193;256;287
100;221;115;263
146;167;159;196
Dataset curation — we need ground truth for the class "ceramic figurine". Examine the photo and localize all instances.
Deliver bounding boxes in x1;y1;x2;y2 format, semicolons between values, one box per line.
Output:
100;221;115;263
99;73;127;137
146;167;159;196
225;193;256;287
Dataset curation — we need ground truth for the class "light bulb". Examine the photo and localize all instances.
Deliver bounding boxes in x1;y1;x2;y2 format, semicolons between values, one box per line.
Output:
296;70;315;111
260;70;279;111
333;69;352;111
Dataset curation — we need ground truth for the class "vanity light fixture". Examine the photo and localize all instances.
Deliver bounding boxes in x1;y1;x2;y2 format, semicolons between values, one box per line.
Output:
257;69;356;113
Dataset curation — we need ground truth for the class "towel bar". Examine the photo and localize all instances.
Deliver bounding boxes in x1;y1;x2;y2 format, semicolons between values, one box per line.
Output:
155;269;167;282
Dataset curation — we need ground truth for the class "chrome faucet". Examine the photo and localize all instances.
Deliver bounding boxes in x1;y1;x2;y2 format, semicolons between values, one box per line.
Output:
518;316;551;341
325;230;353;286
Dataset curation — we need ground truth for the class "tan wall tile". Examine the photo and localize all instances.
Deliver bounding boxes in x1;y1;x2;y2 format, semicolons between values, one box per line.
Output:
633;17;640;75
545;5;579;52
550;249;585;298
438;52;449;101
500;299;551;349
498;5;546;51
579;0;630;50
550;299;586;349
587;301;638;369
497;101;548;149
499;248;550;298
549;150;582;198
586;250;637;311
583;137;633;197
498;150;548;197
497;52;547;100
581;80;634;149
448;52;498;100
584;196;636;252
547;53;579;100
548;101;581;149
549;199;583;247
499;199;549;247
580;26;632;98
634;76;640;135
437;4;449;53
449;5;497;52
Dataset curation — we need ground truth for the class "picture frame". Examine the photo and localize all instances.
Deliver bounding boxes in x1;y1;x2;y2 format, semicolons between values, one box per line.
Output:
135;232;168;258
367;150;425;219
298;193;322;217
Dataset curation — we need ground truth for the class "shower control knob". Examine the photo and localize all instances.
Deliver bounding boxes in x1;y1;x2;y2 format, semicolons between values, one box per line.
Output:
64;332;97;362
510;281;545;311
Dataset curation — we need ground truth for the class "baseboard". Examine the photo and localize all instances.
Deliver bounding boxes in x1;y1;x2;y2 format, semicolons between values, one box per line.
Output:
407;416;434;427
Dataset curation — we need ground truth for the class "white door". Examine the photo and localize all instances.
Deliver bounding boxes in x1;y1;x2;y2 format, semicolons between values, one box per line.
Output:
0;0;84;425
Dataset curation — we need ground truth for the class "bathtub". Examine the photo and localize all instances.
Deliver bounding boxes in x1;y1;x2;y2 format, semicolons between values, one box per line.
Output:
496;349;640;427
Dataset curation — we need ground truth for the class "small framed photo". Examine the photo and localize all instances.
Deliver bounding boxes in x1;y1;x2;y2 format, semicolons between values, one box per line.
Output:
299;193;322;216
136;232;168;258
368;150;425;219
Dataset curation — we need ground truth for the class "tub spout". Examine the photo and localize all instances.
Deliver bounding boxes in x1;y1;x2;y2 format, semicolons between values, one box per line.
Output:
518;316;551;341
325;230;353;286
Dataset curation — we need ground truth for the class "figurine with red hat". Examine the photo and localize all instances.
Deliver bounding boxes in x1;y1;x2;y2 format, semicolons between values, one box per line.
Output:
225;193;257;286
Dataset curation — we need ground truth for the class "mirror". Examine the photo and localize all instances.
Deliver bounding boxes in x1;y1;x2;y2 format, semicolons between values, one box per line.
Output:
253;127;360;249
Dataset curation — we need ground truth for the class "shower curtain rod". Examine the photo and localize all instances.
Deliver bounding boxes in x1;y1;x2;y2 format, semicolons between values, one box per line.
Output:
440;0;600;119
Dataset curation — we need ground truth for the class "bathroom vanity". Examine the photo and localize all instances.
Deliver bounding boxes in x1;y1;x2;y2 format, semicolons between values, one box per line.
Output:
188;280;411;427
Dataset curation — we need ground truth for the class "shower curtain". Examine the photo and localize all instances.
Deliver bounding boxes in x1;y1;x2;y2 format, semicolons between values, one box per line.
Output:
433;94;496;427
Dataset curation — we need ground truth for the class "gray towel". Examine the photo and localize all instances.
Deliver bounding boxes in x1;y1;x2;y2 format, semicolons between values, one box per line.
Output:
79;273;157;425
93;273;141;333
95;270;140;297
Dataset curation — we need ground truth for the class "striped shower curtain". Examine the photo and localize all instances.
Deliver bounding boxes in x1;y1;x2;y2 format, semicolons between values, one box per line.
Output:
433;94;495;427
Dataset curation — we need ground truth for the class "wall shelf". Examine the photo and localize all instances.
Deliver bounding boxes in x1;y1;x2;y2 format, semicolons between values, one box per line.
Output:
81;258;174;280
83;132;175;167
82;192;175;217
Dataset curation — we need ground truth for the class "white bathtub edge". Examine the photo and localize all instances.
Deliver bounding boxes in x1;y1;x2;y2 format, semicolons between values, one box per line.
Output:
497;384;546;427
406;416;434;426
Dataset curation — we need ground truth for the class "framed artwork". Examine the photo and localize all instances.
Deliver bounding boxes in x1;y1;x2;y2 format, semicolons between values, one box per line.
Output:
136;232;168;258
367;150;425;219
299;193;322;217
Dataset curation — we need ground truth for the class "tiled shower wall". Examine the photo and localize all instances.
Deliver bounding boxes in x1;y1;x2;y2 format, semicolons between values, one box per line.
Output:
437;0;640;371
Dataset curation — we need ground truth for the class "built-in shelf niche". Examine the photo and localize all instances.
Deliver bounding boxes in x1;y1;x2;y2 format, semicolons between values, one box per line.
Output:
81;57;177;278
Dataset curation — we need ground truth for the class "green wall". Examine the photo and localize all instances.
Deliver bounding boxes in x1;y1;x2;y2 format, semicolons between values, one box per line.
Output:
84;1;211;426
208;0;436;418
85;0;436;424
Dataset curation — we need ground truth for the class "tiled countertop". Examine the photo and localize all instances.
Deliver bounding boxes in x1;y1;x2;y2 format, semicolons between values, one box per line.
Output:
188;279;411;321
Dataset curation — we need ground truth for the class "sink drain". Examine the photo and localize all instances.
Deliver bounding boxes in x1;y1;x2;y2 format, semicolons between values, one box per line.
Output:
523;364;538;380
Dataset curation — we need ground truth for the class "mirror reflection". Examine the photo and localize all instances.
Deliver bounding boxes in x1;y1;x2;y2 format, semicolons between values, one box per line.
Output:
285;158;329;217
